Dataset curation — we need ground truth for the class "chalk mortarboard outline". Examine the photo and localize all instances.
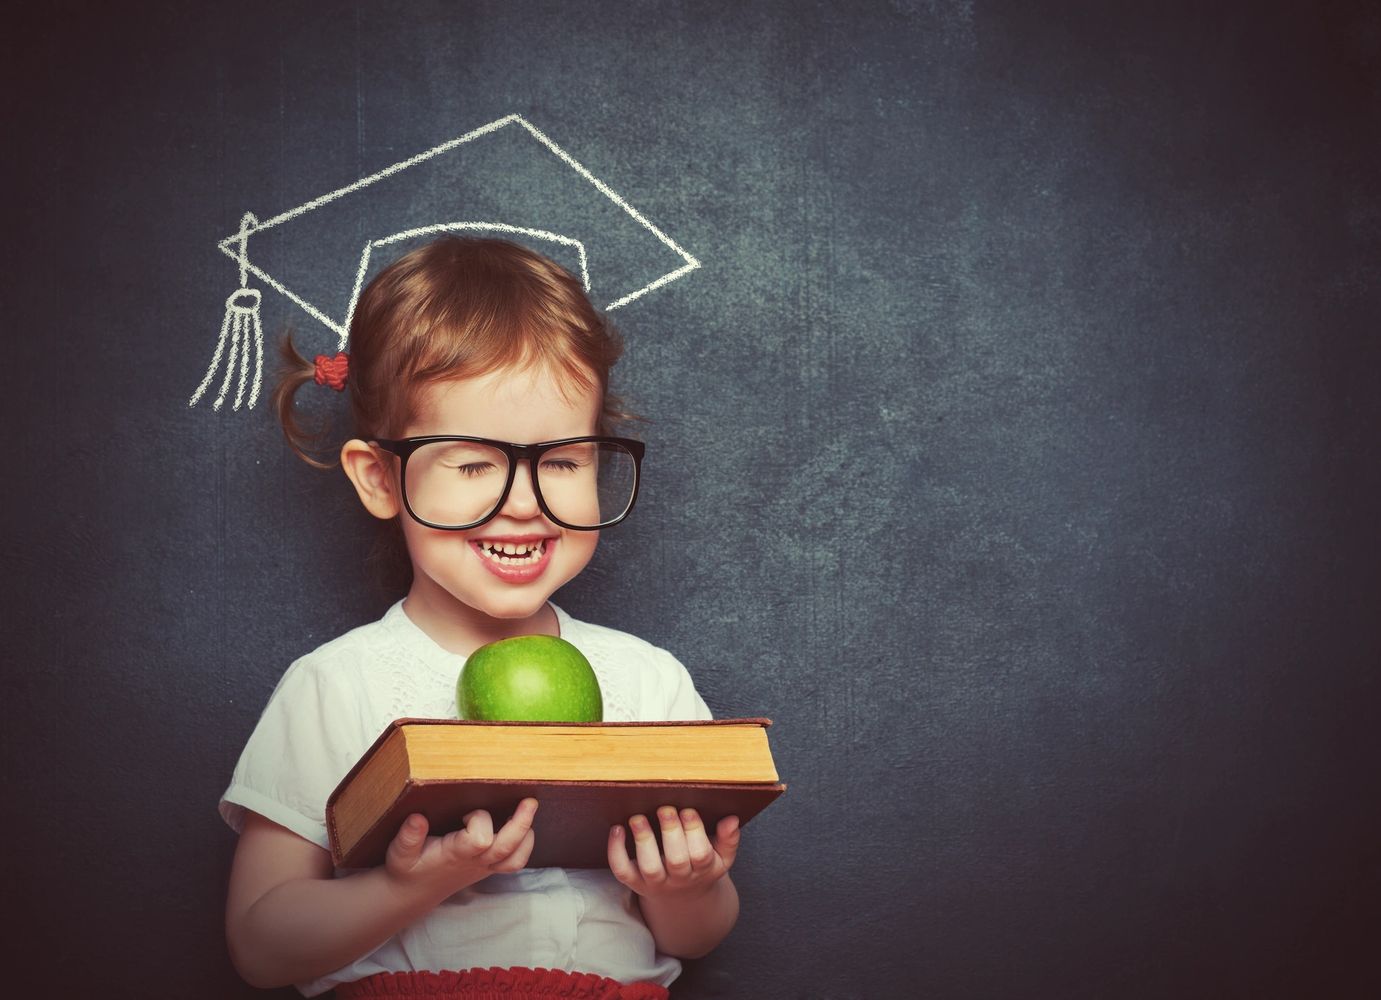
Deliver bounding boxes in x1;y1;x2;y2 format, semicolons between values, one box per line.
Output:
189;113;701;411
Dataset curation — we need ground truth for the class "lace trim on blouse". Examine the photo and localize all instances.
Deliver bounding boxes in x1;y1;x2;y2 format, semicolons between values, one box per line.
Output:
361;601;636;724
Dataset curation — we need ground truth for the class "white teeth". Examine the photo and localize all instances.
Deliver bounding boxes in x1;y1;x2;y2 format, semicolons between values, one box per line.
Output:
478;540;545;565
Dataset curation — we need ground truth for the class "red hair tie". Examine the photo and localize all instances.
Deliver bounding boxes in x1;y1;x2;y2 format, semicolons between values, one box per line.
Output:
313;352;349;391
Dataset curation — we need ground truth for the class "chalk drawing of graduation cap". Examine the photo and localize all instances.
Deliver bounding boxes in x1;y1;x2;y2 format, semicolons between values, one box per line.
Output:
189;114;701;411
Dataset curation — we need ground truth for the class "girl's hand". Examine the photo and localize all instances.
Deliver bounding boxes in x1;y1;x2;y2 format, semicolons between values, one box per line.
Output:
608;806;740;900
384;798;538;896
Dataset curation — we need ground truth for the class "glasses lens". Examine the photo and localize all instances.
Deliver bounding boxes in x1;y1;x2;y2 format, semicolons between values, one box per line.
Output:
406;441;510;527
536;441;638;528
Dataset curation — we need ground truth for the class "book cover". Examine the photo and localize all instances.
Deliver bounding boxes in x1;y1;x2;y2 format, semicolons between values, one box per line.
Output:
326;718;787;870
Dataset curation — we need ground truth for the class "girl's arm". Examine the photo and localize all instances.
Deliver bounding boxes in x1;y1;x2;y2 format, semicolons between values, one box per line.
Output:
609;808;743;960
225;801;537;988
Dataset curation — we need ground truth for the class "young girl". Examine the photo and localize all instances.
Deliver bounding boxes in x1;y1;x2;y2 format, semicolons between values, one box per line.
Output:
218;237;742;999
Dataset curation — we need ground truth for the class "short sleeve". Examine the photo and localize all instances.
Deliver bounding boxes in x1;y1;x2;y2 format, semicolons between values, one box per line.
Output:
218;658;364;851
653;648;714;722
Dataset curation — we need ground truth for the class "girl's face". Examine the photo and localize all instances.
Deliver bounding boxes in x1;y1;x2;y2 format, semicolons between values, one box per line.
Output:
394;364;602;646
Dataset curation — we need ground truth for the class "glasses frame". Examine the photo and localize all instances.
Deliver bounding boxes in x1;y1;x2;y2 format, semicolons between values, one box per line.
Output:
371;434;645;532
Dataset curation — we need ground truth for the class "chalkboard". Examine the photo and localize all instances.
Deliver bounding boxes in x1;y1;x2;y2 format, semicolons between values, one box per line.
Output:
5;2;1379;997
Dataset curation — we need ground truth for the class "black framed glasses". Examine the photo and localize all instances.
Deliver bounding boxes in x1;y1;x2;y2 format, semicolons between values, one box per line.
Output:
371;435;645;531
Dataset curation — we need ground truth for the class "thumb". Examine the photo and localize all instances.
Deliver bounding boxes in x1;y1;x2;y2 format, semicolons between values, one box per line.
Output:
388;814;428;863
714;816;741;869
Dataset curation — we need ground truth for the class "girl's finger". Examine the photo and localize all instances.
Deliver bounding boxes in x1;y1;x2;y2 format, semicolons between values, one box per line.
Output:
494;827;536;873
607;823;641;889
488;798;538;860
386;813;428;869
713;815;741;870
678;808;717;871
457;809;495;855
629;814;668;884
656;806;693;878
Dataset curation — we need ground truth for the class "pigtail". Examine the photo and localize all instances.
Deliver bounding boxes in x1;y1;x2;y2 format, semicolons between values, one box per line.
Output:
271;330;342;470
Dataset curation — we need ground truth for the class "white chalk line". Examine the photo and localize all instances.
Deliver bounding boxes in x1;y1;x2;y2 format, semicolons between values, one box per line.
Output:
237;259;346;337
239;304;263;409
512;116;701;305
340;224;591;351
217;113;699;319
253;114;519;233
608;260;700;311
215;311;240;410
189;290;265;410
189;300;235;408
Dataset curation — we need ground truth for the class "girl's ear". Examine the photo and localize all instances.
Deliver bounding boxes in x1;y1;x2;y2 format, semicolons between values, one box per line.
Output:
340;440;402;520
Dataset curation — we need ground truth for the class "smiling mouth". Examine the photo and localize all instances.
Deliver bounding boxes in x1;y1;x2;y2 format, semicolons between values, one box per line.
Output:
474;539;549;565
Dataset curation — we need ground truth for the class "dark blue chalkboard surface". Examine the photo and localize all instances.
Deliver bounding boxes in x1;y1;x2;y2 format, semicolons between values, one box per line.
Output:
4;2;1378;997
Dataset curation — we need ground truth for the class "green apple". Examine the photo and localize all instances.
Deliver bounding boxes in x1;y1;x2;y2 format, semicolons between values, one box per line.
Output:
458;635;603;722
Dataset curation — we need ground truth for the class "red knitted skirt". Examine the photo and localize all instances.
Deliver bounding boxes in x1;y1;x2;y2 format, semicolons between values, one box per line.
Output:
334;967;670;1000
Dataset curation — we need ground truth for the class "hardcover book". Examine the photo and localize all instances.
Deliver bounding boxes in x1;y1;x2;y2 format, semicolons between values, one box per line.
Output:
325;718;786;870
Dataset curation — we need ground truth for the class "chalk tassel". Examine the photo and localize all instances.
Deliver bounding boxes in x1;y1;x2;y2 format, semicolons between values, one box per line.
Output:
190;213;264;411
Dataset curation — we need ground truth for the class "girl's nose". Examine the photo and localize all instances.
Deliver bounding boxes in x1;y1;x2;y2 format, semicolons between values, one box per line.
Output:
501;460;542;519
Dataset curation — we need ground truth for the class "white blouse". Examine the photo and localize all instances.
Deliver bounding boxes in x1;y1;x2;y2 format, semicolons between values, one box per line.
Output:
219;600;713;997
